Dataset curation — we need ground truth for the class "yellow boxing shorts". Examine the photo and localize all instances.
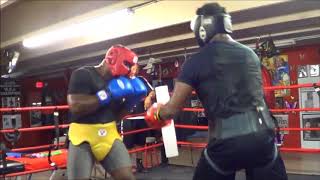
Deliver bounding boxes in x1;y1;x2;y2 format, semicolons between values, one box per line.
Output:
68;121;122;161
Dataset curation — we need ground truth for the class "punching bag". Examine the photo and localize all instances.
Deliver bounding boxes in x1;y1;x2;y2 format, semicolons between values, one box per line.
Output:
261;66;275;108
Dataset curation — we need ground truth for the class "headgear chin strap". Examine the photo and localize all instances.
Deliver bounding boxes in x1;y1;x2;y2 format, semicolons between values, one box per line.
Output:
190;13;232;47
105;45;138;76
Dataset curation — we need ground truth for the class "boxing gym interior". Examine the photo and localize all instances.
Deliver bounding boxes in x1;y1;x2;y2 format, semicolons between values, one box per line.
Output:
1;1;320;180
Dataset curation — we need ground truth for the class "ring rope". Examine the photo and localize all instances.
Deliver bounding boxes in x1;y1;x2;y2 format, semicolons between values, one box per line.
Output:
9;143;65;152
122;127;156;136
0;82;319;113
263;83;320;91
0;124;69;133
4;165;67;177
0;105;69;112
182;107;320;113
1;122;320;134
177;141;320;153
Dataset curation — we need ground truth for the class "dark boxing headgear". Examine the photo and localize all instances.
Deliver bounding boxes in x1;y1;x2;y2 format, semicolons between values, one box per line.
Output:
105;45;138;76
190;3;232;47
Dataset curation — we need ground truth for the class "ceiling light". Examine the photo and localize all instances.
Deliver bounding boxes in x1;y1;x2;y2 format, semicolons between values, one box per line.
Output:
7;51;20;74
0;0;8;6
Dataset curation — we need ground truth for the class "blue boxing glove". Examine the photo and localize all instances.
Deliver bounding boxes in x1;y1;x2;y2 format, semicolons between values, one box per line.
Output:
125;77;148;111
96;76;134;105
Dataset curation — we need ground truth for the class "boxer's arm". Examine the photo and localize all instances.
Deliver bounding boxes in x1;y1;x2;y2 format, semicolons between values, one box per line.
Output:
67;68;99;116
158;82;193;120
67;94;99;116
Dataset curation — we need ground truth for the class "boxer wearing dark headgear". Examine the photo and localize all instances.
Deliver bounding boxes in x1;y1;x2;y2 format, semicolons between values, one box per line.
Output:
145;3;287;180
67;45;146;180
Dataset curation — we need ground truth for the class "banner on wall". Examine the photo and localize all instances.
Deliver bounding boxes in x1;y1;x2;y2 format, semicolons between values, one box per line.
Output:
0;78;21;108
261;55;290;97
2;114;22;142
273;114;289;134
1;79;22;142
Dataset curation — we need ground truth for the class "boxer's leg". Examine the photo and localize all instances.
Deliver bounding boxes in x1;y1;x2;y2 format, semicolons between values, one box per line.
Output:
246;154;288;180
193;151;236;180
100;139;135;180
67;142;94;180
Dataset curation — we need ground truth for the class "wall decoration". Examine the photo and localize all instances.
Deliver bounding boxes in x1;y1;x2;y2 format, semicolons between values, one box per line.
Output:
2;114;22;142
300;88;320;108
0;78;21;107
297;65;308;78
310;64;320;77
302;114;320;141
30;110;42;127
275;97;284;109
273;114;289;134
262;55;290;97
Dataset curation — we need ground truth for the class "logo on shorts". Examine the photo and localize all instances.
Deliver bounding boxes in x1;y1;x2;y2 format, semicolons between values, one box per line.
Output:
98;129;107;137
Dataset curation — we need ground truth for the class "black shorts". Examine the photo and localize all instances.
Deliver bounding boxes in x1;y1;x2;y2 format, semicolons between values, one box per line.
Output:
193;130;288;180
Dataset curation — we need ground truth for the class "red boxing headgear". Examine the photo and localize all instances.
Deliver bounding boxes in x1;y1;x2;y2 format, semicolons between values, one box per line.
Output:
105;45;138;76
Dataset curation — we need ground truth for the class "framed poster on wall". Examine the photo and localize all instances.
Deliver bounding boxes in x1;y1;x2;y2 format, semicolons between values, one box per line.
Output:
273;114;289;134
299;87;320;108
302;113;320;141
310;65;319;77
30;110;42;127
2;114;22;142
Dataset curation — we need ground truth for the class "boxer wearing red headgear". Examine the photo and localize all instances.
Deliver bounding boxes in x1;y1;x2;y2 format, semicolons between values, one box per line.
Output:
67;45;145;180
105;45;138;76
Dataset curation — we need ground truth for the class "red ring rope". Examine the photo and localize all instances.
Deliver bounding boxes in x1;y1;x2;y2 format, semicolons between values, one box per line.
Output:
0;105;69;112
123;113;146;120
182;107;320;112
177;141;320;153
0;124;69;133
4;165;67;177
10;143;65;152
0;82;318;113
264;83;320;90
270;108;320;112
174;124;320;131
122;127;156;136
1;124;318;136
128;142;163;154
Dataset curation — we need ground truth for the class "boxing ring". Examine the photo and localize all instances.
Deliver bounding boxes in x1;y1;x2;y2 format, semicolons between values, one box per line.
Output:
1;82;320;179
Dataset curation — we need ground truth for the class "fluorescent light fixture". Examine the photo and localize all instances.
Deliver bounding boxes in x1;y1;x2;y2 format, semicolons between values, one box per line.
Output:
1;74;9;78
8;51;20;74
0;0;8;6
23;9;133;48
